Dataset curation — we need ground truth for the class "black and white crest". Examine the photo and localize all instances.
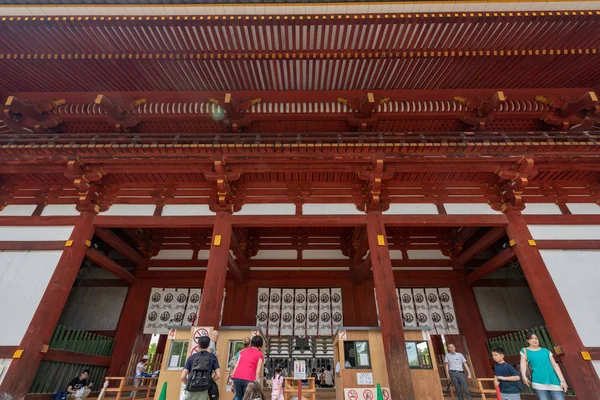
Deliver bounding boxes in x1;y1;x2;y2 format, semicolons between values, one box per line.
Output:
177;293;187;303
296;294;306;304
283;294;293;303
417;312;428;323
403;313;415;323
445;312;455;323
296;314;306;323
414;293;425;303
187;313;196;323
333;312;342;323
269;312;280;322
320;294;330;303
151;293;161;303
439;292;450;303
283;312;293;322
174;312;184;322
148;311;158;322
320;313;331;322
164;293;174;303
401;294;412;303
308;294;318;304
309;312;318;322
257;312;268;322
190;293;200;303
160;311;171;322
431;312;442;323
427;293;438;303
332;293;341;303
259;293;269;302
271;293;280;303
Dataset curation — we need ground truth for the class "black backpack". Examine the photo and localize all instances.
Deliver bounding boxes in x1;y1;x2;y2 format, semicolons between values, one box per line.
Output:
187;352;212;392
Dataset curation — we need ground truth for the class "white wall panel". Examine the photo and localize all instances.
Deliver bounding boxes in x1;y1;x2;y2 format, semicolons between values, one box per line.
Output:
540;250;600;347
389;250;403;260
593;361;600;380
529;225;600;240
301;250;347;259
236;204;296;216
384;204;438;215
0;226;74;241
152;250;194;260
407;250;449;260
162;204;215;216
0;359;12;386
58;287;128;330
41;204;80;216
198;250;211;260
566;203;600;215
474;287;545;331
0;205;36;216
0;250;63;345
253;250;297;260
100;204;156;216
444;203;502;215
302;204;363;215
521;204;562;215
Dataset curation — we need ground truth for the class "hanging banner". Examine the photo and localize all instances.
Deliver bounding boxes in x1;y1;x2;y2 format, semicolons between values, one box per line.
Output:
398;288;418;328
268;288;282;336
412;288;431;329
306;289;319;336
143;288;164;334
183;289;203;326
172;288;189;327
438;287;459;334
318;288;332;336
256;288;270;334
294;289;307;337
280;288;295;336
425;288;448;335
330;288;344;334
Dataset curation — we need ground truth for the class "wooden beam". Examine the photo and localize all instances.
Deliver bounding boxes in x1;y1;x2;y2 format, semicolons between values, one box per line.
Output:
76;279;130;287
0;216;79;226
230;228;248;266
228;253;245;283
0;346;18;358
536;240;600;250
42;348;111;367
85;248;136;285
354;257;372;282
95;228;144;264
94;216;215;228
457;227;506;264
0;241;65;251
467;247;517;284
145;259;450;269
383;214;508;227
471;279;529;287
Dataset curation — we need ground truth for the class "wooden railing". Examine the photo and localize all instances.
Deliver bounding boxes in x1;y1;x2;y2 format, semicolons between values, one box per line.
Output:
50;325;115;357
97;376;159;400
28;362;107;395
442;377;497;400
485;326;554;355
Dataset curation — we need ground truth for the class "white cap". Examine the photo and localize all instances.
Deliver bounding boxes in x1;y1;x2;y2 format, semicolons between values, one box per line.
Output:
142;355;149;360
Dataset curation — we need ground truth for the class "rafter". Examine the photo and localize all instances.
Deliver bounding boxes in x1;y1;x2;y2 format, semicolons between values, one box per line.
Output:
94;228;145;265
467;247;517;284
456;227;506;265
85;248;137;285
228;253;245;283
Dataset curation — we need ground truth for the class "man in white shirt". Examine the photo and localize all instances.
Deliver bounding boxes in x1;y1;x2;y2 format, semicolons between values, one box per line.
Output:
208;331;220;357
444;344;472;400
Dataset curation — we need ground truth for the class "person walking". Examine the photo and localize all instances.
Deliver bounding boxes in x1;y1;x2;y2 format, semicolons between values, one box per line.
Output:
323;365;334;388
181;336;220;400
231;336;265;399
520;332;568;400
444;343;472;400
228;337;251;400
271;367;284;400
492;348;522;400
208;331;220;357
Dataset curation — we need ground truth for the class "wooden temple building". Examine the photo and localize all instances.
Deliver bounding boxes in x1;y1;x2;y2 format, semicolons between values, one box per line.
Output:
1;0;600;399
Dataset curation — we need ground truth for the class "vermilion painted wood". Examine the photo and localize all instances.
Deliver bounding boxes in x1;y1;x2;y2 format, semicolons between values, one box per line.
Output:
0;241;65;250
366;211;416;399
85;248;137;285
457;227;506;264
227;253;245;283
505;211;600;398
0;212;96;400
466;247;517;285
42;349;111;367
94;228;145;264
197;212;233;329
107;283;152;377
383;214;508;227
536;240;600;250
94;216;215;228
471;279;529;287
0;216;79;226
0;346;18;358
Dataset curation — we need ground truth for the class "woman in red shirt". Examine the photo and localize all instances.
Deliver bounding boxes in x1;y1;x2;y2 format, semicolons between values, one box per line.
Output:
231;336;265;398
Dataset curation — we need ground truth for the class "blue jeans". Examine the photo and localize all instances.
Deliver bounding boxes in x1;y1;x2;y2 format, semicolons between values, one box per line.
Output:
533;389;565;400
232;378;251;399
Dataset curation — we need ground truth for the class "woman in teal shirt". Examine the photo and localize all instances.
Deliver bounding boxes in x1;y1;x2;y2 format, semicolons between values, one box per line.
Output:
520;332;568;399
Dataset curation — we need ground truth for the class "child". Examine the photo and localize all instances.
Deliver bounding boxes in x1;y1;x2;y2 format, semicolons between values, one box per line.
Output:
271;367;284;400
492;347;522;400
242;381;265;400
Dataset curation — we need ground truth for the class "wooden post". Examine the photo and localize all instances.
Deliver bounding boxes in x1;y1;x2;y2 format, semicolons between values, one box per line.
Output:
197;211;232;328
366;211;416;400
0;212;96;399
108;283;152;376
505;210;600;398
451;280;493;377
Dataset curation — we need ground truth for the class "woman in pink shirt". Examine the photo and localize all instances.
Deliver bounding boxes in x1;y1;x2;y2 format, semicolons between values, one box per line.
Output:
232;336;265;399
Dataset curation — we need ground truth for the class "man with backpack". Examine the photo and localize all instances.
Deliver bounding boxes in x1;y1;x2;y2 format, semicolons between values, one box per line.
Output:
181;336;221;400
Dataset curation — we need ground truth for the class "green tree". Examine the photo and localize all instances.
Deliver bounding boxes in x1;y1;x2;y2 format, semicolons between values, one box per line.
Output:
148;343;157;363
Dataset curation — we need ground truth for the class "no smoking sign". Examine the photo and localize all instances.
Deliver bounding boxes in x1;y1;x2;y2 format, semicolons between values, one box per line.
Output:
363;390;373;400
347;390;358;400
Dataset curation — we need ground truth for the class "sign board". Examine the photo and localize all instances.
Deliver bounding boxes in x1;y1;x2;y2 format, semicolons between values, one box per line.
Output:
356;372;373;385
293;360;307;380
168;329;176;339
345;388;391;400
189;326;211;355
339;330;347;341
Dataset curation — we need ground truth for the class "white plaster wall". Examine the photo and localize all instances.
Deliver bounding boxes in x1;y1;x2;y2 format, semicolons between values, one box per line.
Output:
41;204;80;216
0;205;36;216
58;287;128;331
521;203;562;215
198;250;211;260
0;359;12;386
474;287;545;331
406;250;449;260
253;250;297;259
302;204;363;215
444;203;503;215
301;250;347;259
0;250;63;345
566;203;600;215
100;204;156;216
236;204;296;216
529;225;600;240
0;226;74;241
540;250;600;347
384;204;438;215
389;250;403;260
162;204;214;216
593;360;600;380
152;250;194;260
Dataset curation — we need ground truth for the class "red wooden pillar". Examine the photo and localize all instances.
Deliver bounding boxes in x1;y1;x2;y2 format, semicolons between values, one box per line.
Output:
451;280;493;377
155;335;168;357
108;282;152;376
366;211;416;399
0;212;96;399
197;212;232;329
341;283;357;327
505;210;600;397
